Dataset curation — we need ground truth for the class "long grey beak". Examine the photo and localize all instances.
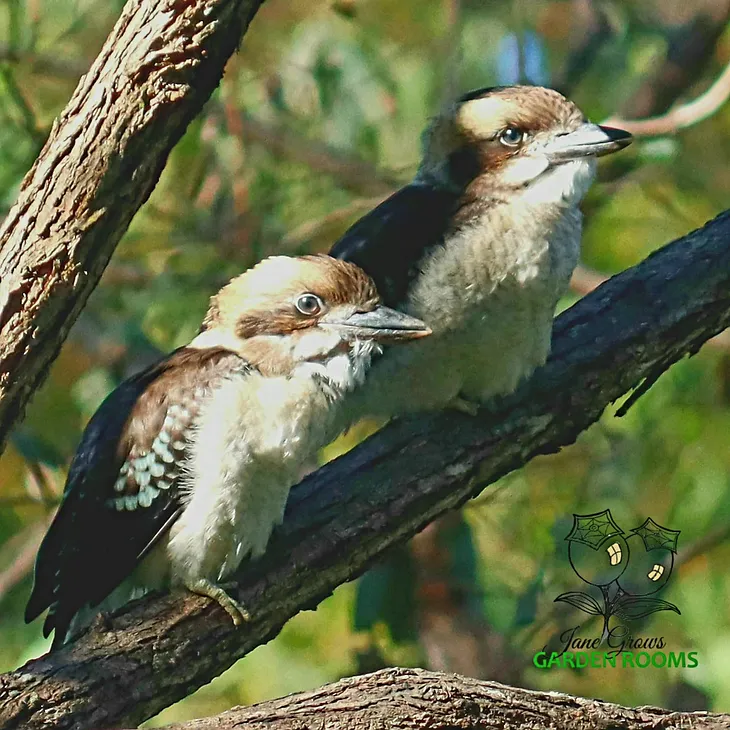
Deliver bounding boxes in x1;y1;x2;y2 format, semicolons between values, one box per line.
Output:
323;305;431;342
544;123;632;162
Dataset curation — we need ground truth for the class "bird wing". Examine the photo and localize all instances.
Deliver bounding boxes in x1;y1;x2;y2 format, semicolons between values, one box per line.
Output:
25;347;250;644
329;183;460;306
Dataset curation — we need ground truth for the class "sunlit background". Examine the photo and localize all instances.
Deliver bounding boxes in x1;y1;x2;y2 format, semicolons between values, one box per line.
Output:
1;0;730;724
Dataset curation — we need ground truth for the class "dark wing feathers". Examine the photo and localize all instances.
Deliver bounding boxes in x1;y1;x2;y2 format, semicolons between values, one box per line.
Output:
25;365;162;628
25;347;250;644
329;184;459;306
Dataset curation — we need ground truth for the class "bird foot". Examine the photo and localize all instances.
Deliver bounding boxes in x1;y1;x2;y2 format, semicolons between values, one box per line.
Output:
185;578;250;625
448;395;480;417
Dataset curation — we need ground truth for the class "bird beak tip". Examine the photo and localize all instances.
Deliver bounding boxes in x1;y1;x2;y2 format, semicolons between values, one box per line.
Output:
323;306;432;342
545;122;633;162
397;325;432;341
595;125;633;155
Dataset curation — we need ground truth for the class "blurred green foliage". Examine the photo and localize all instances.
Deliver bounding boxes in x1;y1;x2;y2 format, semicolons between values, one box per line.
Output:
2;0;730;724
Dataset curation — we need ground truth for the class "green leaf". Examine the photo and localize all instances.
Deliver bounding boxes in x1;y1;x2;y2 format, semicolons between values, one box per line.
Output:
353;545;417;642
515;569;544;628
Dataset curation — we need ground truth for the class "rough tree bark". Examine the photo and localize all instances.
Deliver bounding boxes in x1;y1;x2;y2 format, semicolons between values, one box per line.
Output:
157;668;729;730
1;207;729;728
0;0;265;456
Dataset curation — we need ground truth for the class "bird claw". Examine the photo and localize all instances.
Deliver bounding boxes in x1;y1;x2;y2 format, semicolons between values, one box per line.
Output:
185;578;250;625
449;395;480;417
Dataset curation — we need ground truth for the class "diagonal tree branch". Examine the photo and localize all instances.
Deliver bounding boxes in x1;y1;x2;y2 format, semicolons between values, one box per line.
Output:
158;667;729;729
604;58;730;136
238;112;402;195
0;0;265;457
1;205;729;729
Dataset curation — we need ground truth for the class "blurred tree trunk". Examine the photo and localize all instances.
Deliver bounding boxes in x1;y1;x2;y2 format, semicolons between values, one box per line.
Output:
411;513;523;684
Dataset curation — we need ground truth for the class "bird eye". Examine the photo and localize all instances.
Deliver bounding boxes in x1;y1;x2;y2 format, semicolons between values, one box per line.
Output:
499;127;524;147
295;293;323;316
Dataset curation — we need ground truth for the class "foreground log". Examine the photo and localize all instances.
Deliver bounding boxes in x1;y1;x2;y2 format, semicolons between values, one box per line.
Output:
159;667;729;730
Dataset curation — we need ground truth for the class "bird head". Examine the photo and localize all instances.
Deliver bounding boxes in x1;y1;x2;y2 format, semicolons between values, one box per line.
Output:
419;85;632;206
191;255;430;379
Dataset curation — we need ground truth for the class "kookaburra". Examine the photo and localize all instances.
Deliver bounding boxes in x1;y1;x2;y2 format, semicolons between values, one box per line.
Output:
25;255;430;648
330;85;632;418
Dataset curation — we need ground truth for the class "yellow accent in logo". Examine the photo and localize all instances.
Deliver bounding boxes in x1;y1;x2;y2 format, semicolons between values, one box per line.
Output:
607;542;622;566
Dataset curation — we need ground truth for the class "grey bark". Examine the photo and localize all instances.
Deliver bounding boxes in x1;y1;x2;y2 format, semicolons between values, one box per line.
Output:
1;206;729;728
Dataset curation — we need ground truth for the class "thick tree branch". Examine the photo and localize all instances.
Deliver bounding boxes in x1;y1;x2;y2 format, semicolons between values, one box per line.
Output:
0;0;265;456
1;206;729;729
570;265;730;351
157;667;728;730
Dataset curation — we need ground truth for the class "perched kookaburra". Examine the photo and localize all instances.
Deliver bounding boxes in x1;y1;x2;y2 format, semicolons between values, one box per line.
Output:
25;255;430;648
330;85;632;418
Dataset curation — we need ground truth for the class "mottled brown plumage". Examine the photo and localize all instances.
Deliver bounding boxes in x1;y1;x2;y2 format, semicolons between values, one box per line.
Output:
202;255;379;338
110;348;248;506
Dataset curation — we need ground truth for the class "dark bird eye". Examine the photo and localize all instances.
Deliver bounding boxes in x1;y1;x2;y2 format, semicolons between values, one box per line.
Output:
499;127;524;147
295;293;323;316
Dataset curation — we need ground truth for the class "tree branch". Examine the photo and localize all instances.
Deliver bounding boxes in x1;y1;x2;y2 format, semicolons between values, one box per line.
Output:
1;203;729;729
0;521;49;604
238;111;402;195
604;58;730;136
570;264;730;351
0;0;265;456
619;0;730;119
156;667;728;730
0;44;88;79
